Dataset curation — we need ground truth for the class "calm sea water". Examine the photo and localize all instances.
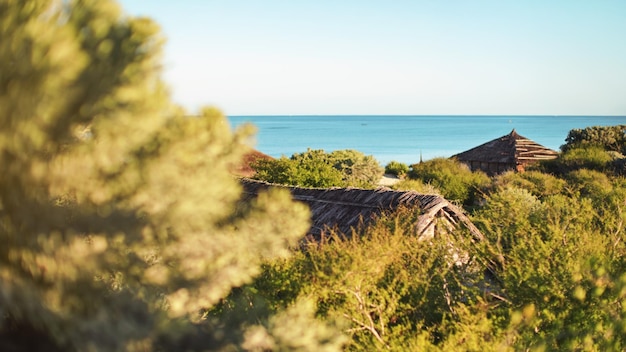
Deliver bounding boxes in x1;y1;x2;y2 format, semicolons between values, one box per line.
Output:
228;115;626;165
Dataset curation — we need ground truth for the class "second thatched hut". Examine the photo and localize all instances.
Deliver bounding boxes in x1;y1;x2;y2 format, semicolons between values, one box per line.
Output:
451;129;559;175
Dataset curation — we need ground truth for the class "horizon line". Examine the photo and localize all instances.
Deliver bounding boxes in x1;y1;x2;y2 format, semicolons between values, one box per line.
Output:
226;114;626;117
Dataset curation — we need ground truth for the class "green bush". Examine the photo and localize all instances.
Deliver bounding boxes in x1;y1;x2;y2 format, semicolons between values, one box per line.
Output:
326;149;384;187
491;170;566;199
562;125;626;154
566;169;613;198
408;158;490;206
252;149;383;188
253;154;345;188
472;187;545;251
472;188;626;350
243;208;487;350
561;146;614;171
385;160;409;177
540;145;615;175
565;169;626;236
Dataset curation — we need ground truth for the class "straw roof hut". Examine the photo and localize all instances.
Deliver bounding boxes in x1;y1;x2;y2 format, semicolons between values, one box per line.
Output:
240;178;484;242
451;129;559;175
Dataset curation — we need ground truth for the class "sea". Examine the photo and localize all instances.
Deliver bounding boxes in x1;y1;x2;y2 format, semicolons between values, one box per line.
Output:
228;115;626;166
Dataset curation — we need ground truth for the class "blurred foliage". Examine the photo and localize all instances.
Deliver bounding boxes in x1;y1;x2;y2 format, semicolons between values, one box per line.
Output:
252;148;383;188
408;158;490;205
0;0;331;350
384;160;409;177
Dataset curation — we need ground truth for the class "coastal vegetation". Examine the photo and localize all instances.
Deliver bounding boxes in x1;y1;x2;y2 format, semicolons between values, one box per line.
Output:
251;148;384;188
405;158;491;206
1;1;626;351
236;127;626;351
561;125;626;154
384;160;409;178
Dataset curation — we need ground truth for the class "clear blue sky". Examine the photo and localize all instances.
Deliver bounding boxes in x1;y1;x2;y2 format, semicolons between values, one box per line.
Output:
119;0;626;116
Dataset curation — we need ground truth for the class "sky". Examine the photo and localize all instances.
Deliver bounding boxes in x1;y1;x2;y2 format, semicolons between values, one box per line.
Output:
119;0;626;116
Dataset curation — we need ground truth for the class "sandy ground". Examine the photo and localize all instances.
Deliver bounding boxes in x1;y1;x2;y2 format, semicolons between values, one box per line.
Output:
378;174;401;187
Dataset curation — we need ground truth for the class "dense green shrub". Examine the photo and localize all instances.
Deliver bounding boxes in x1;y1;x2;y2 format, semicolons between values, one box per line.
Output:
384;160;409;177
253;154;345;188
540;146;615;175
491;171;566;199
253;148;383;188
408;158;490;205
566;169;614;198
562;125;626;153
326;149;385;187
472;186;626;351
472;187;545;252
242;209;488;350
561;146;614;171
564;169;626;236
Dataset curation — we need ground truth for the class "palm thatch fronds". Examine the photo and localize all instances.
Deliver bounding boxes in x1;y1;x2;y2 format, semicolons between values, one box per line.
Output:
239;178;483;242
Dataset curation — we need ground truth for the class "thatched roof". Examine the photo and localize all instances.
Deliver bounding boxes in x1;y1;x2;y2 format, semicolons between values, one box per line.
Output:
452;129;559;165
240;178;484;242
